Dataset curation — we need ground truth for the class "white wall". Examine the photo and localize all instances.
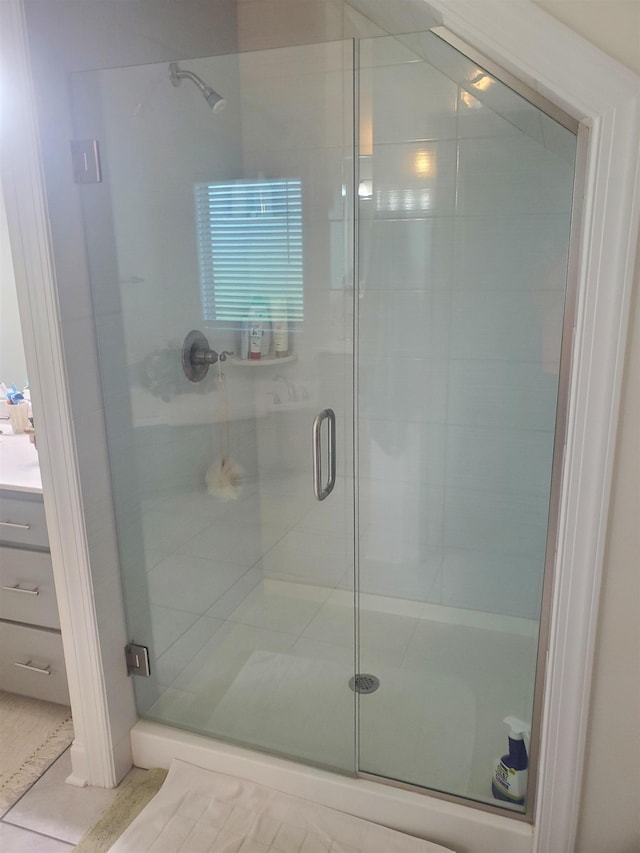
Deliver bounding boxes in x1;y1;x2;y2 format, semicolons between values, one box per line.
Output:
0;187;28;387
532;2;640;851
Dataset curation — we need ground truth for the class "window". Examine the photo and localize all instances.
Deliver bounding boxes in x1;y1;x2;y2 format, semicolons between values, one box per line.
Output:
195;178;303;324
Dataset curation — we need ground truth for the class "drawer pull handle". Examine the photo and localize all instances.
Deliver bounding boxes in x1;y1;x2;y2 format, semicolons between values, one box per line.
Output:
14;660;51;675
2;584;40;596
0;521;31;530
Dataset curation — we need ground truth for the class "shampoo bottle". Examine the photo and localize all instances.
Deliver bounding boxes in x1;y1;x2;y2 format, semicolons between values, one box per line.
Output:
491;717;530;806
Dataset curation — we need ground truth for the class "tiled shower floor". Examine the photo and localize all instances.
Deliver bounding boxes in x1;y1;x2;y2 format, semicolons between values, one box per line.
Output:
138;480;538;805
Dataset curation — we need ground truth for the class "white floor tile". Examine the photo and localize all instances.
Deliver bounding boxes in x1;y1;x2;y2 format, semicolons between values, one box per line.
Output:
155;615;226;688
206;566;264;620
3;751;117;845
178;519;288;567
150;605;200;657
261;529;349;587
170;622;296;704
302;602;418;668
0;822;74;853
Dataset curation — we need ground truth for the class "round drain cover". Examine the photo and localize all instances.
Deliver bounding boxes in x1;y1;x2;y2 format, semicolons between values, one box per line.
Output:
348;673;380;694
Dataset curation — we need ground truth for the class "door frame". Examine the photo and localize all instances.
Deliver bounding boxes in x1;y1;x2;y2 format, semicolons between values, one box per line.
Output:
1;1;639;849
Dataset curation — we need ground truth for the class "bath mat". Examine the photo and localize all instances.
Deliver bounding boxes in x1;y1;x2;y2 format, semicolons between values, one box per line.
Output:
74;768;168;853
0;689;73;816
109;758;454;852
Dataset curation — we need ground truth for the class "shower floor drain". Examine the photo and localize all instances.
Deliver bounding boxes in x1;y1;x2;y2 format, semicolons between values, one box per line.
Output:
348;673;380;694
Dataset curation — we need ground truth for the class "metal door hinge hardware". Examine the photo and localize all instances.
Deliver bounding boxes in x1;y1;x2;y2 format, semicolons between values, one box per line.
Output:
71;139;102;184
125;643;151;677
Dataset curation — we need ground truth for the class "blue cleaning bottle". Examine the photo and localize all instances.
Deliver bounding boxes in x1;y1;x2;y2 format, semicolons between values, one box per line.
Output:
491;716;530;806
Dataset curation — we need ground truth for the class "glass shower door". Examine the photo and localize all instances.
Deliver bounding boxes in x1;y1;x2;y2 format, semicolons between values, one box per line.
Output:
72;40;356;773
356;31;577;811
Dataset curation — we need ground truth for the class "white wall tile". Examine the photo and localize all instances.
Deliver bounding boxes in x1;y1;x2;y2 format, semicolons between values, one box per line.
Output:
449;288;564;363
456;135;576;216
445;425;555;497
368;140;457;218
358;545;442;602
455;88;523;140
442;549;544;619
447;359;560;431
359;288;451;358
453;214;571;294
360;217;453;292
369;60;458;144
359;358;448;425
444;488;549;557
359;422;447;485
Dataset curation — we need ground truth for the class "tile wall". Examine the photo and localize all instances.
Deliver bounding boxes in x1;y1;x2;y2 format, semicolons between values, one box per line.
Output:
358;34;576;619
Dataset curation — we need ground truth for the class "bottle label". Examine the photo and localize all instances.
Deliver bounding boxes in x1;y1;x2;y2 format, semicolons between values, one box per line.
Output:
492;760;527;804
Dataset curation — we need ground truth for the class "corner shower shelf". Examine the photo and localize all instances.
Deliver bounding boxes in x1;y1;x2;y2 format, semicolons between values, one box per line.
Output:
227;354;298;367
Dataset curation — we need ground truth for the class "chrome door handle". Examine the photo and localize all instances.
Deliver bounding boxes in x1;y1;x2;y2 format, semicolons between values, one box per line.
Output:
0;520;31;530
312;408;336;501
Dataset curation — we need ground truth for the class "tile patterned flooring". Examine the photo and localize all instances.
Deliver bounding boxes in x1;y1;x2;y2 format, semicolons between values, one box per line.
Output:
0;749;144;852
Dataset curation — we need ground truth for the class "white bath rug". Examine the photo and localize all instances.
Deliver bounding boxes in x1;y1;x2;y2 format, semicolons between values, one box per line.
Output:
110;758;454;852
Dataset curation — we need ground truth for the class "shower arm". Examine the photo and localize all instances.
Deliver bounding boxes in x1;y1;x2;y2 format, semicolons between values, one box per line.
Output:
170;64;208;95
169;62;226;113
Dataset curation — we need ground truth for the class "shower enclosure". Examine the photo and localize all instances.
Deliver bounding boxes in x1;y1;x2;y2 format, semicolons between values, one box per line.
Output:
71;26;577;816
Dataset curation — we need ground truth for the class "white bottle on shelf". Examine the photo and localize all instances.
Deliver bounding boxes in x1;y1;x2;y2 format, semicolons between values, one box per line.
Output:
272;297;289;358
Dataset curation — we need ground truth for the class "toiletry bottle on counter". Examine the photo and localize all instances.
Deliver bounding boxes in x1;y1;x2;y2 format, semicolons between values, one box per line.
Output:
492;717;530;806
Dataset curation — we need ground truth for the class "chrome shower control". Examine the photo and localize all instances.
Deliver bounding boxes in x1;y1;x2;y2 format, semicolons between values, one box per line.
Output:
181;330;232;382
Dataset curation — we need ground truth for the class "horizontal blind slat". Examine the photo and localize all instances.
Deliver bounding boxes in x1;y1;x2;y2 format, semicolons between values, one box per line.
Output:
195;178;304;323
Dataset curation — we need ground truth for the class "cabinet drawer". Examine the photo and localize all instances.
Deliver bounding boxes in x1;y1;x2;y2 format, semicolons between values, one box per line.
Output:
0;493;49;548
0;547;60;629
0;621;69;705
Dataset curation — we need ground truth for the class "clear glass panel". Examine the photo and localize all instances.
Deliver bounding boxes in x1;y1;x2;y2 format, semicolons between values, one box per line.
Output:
72;40;356;773
356;31;577;811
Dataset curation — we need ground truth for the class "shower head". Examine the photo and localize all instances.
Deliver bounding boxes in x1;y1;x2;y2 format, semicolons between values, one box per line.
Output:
169;62;226;114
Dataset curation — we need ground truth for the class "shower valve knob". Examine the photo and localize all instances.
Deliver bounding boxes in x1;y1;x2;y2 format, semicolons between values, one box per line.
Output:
191;348;219;366
182;330;230;382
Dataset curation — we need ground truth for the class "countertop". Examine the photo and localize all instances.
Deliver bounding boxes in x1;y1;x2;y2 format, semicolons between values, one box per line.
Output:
0;421;43;493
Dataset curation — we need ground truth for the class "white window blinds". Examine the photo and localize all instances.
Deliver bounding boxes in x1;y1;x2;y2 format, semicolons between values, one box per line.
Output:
195;178;303;324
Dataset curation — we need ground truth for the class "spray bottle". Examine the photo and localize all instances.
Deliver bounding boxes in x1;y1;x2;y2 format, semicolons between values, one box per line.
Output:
492;716;530;806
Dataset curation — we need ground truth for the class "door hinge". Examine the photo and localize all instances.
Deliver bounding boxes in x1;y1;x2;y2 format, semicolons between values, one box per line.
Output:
70;139;102;184
125;643;151;677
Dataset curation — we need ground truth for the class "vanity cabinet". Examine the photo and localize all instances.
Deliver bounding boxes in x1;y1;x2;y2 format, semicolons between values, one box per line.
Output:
0;489;70;704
